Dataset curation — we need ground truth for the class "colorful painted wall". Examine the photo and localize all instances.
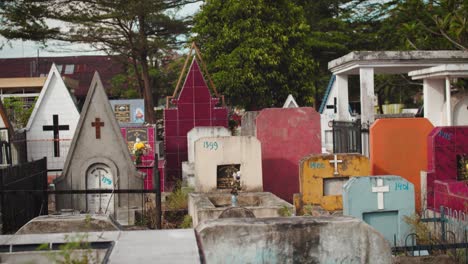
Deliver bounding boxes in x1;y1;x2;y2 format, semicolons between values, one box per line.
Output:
370;118;434;211
427;126;468;212
255;107;321;202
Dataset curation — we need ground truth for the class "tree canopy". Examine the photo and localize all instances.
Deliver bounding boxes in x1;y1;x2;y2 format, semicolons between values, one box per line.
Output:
193;0;316;110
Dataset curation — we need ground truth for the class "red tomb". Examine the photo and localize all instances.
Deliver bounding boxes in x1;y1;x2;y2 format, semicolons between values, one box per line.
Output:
427;126;468;212
120;125;164;191
164;59;228;190
255;107;321;202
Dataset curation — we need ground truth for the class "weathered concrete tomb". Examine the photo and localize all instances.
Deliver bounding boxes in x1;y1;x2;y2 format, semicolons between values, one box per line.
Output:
55;72;143;225
182;126;231;188
194;136;263;192
295;153;370;212
343;176;415;246
196;216;392;264
1;217;392;263
188;192;293;227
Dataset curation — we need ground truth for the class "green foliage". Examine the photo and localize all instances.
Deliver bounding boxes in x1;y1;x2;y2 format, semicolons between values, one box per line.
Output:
378;0;467;50
179;214;192;228
3;97;35;129
302;204;314;216
165;183;192;211
278;205;292;217
403;214;435;245
193;0;317;109
37;233;98;264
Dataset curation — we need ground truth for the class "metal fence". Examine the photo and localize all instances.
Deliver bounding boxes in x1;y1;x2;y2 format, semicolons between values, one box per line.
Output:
0;157;48;234
332;120;364;154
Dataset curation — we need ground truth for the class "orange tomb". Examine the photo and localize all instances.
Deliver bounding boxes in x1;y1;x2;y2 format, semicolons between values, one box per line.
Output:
370;118;434;211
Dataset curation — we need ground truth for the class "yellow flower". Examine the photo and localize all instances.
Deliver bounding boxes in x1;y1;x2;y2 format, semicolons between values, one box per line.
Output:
134;141;146;151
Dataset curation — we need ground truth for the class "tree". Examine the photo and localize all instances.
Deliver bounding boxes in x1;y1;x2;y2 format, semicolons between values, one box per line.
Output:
377;0;467;50
193;0;316;110
0;0;200;123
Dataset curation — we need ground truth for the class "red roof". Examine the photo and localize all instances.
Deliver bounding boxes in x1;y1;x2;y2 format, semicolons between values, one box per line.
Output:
0;55;125;99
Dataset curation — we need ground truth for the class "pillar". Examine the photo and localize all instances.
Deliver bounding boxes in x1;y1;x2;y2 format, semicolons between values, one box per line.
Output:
359;68;375;126
336;74;350;121
423;78;445;126
445;77;452;126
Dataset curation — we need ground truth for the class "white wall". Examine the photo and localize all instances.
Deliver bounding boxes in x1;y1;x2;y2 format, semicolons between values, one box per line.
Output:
194;136;262;192
26;65;79;171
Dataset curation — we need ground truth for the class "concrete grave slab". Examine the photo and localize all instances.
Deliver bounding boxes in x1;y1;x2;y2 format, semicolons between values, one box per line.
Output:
26;64;80;179
295;153;370;212
370;118;434;211
343;176;415;246
255;107;321;203
182;126;231;188
194;136;262;192
55;72;143;225
426;126;468;212
196;216;391;264
188;192;293;227
0;229;200;264
164;59;228;190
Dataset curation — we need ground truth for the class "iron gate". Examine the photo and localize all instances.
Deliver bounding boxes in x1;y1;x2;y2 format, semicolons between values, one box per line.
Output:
0;157;48;234
332;120;364;154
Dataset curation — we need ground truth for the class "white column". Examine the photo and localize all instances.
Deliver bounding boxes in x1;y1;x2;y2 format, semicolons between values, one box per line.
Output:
359;68;375;126
336;74;350;121
445;77;452;126
423;78;445;126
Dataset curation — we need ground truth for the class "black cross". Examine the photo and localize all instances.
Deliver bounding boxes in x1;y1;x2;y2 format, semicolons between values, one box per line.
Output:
42;114;69;157
326;97;337;114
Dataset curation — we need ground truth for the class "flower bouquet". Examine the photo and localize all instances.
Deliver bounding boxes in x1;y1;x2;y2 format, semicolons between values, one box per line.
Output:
133;138;147;165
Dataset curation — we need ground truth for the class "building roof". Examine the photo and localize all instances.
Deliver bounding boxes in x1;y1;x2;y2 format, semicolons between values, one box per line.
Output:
0;55;125;98
328;50;468;75
0;77;46;89
408;63;468;79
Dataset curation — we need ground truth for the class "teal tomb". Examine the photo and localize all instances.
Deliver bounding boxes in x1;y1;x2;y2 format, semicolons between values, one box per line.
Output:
343;176;415;246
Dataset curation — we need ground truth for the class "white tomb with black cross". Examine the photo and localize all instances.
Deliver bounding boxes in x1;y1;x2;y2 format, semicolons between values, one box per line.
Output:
26;64;79;177
55;72;144;225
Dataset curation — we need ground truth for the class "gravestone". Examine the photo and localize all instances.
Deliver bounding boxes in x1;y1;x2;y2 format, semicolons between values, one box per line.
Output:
370;118;434;211
182;126;231;187
194;136;262;192
282;94;299;108
295;153;370;212
242;107;321;203
26;64;80;181
164;58;228;190
110;99;145;124
120;125;161;190
426;126;468;212
343;176;415;246
55;72;143;225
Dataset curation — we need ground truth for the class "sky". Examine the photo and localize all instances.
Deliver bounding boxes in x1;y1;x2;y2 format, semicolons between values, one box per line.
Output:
0;2;202;58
